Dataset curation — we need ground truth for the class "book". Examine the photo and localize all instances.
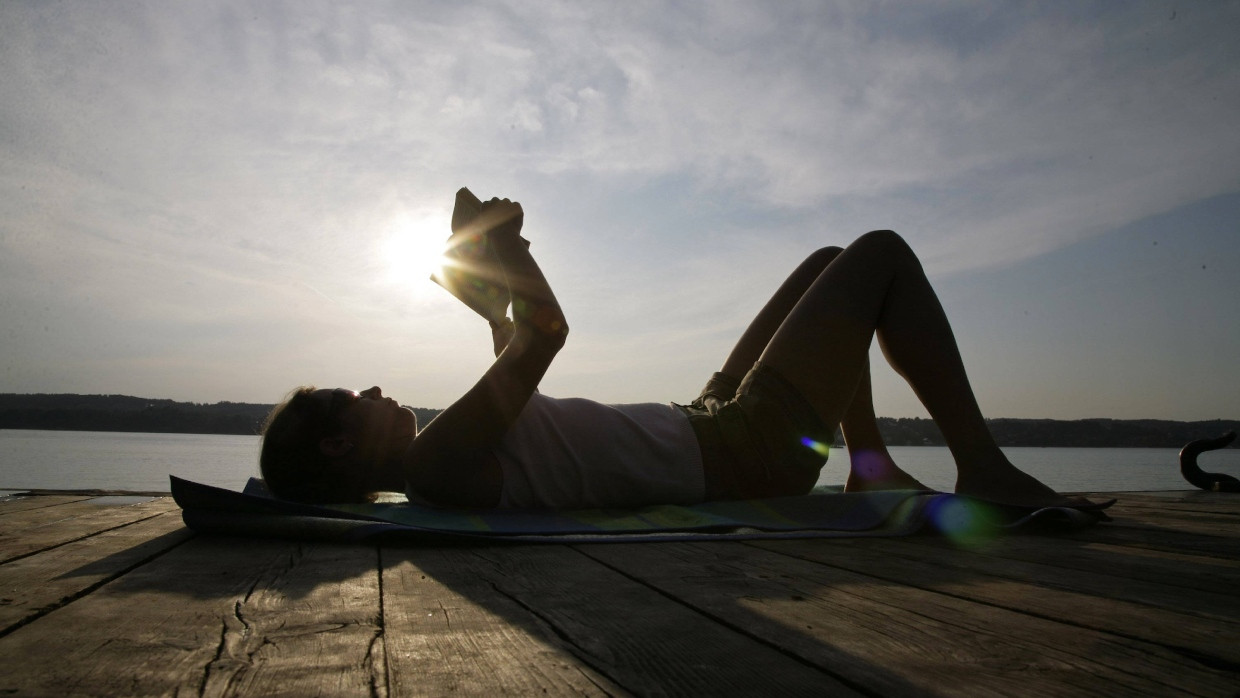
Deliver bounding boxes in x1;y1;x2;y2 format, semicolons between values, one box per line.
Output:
430;187;511;323
450;186;484;235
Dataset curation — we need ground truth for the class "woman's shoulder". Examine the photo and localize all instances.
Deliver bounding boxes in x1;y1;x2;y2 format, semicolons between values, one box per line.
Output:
403;436;503;508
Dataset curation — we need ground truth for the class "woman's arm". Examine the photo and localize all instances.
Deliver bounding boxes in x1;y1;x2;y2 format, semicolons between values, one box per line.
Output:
404;199;568;506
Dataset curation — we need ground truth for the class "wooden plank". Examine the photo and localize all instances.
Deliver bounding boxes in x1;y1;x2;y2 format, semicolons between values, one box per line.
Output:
1106;491;1240;505
905;533;1240;606
0;511;193;633
910;534;1240;597
1104;493;1240;516
0;536;386;697
197;541;386;697
1;488;1234;695
0;497;180;563
750;537;1240;665
0;497;133;531
1068;522;1239;559
0;495;94;515
384;543;855;697
382;547;620;696
1102;505;1240;537
0;496;171;535
578;541;1238;696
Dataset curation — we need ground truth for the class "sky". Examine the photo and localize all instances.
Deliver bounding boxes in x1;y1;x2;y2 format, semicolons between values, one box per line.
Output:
1;0;1237;422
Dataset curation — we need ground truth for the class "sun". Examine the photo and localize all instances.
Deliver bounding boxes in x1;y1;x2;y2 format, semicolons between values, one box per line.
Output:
381;211;452;292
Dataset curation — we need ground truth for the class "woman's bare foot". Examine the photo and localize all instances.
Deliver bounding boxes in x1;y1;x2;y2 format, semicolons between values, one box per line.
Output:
845;449;931;492
954;460;1079;508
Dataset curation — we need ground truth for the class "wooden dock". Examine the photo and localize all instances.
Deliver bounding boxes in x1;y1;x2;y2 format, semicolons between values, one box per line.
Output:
0;490;1236;696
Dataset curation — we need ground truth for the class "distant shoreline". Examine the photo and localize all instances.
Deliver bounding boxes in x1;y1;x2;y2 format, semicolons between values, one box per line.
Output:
0;393;1235;448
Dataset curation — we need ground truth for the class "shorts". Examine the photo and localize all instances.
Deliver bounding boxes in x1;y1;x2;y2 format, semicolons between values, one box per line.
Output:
677;362;832;501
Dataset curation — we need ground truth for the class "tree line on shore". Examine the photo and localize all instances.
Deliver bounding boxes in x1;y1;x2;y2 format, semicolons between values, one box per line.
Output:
0;393;1234;448
0;393;440;439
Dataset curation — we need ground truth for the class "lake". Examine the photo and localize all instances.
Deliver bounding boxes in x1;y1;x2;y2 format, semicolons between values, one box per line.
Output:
1;429;1236;494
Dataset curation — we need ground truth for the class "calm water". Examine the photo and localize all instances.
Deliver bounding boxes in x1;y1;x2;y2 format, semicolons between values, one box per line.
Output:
1;429;1236;494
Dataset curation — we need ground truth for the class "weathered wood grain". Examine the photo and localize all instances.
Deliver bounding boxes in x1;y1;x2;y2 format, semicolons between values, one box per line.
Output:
1107;491;1240;504
197;540;386;697
0;497;164;533
578;540;1238;696
751;536;1240;664
1058;516;1239;558
1105;493;1240;515
0;511;192;633
386;543;855;697
382;547;621;696
0;536;385;697
0;497;179;563
916;532;1240;596
0;490;1237;697
0;494;94;515
1103;504;1240;537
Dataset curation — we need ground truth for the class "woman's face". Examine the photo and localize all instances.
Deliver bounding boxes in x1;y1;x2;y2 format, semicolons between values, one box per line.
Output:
316;385;417;461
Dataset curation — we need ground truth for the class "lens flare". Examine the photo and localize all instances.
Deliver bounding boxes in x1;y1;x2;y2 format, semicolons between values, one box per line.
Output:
926;495;1002;547
800;436;831;458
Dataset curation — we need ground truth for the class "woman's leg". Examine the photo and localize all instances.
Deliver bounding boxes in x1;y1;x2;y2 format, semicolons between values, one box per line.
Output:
758;230;1069;507
719;246;841;380
715;246;926;491
839;361;929;491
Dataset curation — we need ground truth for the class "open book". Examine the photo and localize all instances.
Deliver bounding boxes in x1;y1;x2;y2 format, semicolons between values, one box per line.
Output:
430;187;511;324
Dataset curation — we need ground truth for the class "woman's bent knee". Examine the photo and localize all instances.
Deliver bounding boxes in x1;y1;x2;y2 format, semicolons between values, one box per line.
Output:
856;229;918;265
806;245;844;269
859;229;906;248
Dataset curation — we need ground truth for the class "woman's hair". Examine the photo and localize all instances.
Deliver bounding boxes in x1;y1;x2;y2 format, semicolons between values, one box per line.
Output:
259;386;376;504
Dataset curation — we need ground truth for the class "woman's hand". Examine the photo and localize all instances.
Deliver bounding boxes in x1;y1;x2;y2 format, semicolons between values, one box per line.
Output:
490;317;515;357
433;197;522;325
477;198;524;241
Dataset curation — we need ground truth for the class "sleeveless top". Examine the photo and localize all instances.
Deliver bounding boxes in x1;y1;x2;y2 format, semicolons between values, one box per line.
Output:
493;393;705;509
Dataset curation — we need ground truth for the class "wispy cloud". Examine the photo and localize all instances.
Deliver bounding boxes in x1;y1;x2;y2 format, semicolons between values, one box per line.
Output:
1;1;1236;413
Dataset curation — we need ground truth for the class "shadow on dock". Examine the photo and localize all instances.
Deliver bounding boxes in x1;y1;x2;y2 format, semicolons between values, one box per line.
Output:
2;491;1237;695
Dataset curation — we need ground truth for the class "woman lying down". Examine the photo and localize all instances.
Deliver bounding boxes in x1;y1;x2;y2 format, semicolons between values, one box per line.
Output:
260;195;1100;512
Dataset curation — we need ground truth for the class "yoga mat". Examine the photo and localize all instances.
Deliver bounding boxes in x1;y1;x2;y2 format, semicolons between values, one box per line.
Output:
170;476;1107;545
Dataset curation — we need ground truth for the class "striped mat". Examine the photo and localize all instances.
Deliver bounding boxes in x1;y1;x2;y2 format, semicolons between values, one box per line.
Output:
170;476;1106;544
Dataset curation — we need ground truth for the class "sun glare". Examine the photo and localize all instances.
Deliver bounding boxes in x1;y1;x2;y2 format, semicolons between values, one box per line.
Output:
382;212;451;293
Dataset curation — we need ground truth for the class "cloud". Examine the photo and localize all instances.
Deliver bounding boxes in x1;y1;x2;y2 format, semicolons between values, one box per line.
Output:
11;3;1235;236
1;0;1237;411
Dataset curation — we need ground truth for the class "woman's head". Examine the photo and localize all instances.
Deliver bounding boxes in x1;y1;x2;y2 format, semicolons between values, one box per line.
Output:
259;385;417;504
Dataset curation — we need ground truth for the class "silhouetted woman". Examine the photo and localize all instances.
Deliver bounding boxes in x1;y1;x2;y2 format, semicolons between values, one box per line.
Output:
261;197;1085;511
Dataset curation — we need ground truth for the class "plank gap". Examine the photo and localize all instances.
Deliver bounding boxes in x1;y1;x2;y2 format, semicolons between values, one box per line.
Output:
747;538;1237;671
0;510;181;567
483;573;634;696
0;514;195;638
572;543;883;698
372;545;389;698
